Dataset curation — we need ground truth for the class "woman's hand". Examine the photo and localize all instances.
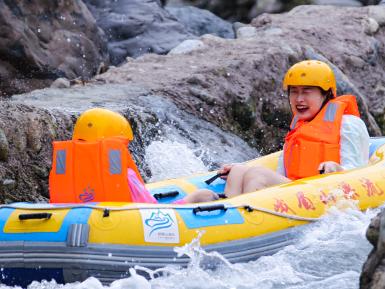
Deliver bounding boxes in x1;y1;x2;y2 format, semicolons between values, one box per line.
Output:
318;161;344;174
218;164;236;179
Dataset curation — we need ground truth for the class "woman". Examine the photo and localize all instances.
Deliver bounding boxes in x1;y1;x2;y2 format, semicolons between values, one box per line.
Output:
211;60;370;198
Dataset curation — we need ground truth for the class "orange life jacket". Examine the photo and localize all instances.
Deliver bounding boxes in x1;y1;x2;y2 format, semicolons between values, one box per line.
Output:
283;95;360;180
49;137;143;203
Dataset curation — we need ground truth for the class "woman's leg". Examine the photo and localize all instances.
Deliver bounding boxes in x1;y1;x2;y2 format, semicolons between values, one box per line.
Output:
183;189;219;203
242;165;290;193
184;164;250;202
224;164;250;198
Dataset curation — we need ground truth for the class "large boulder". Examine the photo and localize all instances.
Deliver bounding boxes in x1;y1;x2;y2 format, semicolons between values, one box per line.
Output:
313;0;362;6
164;0;313;22
165;0;382;21
360;209;385;289
0;0;108;97
83;0;194;64
166;6;235;38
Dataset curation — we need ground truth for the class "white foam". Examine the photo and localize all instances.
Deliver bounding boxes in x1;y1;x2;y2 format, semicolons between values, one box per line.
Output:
145;140;208;181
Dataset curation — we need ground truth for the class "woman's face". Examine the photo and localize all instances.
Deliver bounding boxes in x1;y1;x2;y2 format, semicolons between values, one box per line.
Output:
289;86;325;121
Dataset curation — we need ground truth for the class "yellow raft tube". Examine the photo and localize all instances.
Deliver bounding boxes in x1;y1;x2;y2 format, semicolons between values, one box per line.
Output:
0;138;385;286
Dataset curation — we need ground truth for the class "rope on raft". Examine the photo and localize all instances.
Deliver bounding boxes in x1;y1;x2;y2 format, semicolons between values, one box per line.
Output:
0;203;321;222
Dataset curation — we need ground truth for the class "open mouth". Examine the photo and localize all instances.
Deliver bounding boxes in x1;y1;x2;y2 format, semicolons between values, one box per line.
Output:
296;105;309;113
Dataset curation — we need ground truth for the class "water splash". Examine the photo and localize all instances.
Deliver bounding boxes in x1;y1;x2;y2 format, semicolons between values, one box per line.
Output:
145;140;208;181
148;206;376;289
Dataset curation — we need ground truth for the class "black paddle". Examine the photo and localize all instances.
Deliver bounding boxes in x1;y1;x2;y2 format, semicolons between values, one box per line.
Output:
204;172;229;185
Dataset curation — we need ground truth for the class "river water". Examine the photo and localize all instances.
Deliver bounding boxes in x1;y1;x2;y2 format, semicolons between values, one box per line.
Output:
0;139;376;289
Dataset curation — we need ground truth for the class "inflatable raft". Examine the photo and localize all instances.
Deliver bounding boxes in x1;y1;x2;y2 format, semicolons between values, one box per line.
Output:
1;137;385;286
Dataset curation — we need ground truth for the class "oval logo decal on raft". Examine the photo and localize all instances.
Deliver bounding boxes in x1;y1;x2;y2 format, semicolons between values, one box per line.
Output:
79;186;95;202
140;209;180;244
145;210;174;235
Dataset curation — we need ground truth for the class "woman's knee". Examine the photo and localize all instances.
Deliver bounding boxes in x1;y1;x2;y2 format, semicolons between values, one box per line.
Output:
230;164;249;174
242;166;270;187
243;165;265;180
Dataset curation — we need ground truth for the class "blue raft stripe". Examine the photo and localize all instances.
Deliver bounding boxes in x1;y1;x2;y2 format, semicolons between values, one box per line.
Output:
177;207;244;229
148;185;186;204
187;174;226;193
0;207;93;242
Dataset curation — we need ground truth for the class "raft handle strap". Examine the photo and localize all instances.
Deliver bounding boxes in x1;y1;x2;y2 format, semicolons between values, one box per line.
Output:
153;191;179;200
103;209;110;218
244;205;254;212
193;204;227;214
205;172;229;185
19;213;52;220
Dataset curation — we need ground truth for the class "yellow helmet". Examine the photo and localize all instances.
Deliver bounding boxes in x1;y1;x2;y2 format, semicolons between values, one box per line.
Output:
283;60;337;97
73;108;133;141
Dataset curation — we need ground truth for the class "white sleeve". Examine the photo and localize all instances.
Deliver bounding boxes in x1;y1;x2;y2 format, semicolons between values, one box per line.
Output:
276;151;286;176
340;115;370;170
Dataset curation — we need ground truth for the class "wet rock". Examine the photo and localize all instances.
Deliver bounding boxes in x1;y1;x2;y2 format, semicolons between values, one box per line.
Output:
167;0;314;22
0;179;16;203
166;6;235;38
0;0;108;97
0;129;9;162
233;22;248;33
84;0;193;64
248;0;283;19
166;0;383;22
361;210;385;289
51;78;71;89
364;17;380;35
26;118;43;153
2;179;16;190
368;6;385;26
236;26;258;38
168;39;205;54
200;34;227;44
314;0;362;6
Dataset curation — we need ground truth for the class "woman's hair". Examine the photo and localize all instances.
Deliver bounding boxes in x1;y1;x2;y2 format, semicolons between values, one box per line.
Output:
320;88;334;109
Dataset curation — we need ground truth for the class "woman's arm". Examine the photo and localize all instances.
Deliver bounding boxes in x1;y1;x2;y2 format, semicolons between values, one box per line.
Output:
339;115;370;170
276;151;286;176
318;115;369;173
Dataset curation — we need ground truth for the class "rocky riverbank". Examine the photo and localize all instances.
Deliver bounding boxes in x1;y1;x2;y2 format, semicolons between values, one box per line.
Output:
361;209;385;289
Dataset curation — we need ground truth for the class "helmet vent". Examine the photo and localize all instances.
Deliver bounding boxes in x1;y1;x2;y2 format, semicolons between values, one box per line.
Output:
301;73;306;77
